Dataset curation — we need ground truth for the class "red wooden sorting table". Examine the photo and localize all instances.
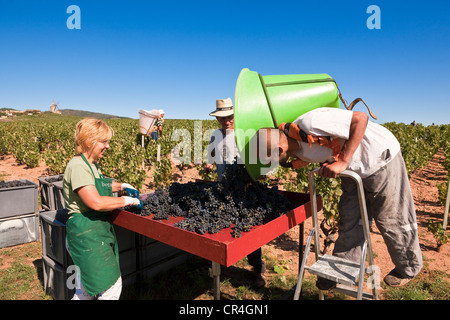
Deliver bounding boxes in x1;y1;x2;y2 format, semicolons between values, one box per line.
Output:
111;190;321;299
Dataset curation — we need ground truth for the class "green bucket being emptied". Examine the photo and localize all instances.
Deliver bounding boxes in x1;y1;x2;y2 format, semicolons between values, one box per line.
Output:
234;67;341;181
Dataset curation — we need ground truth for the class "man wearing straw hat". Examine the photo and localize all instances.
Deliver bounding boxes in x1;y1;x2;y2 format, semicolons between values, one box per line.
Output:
205;98;266;287
205;98;238;178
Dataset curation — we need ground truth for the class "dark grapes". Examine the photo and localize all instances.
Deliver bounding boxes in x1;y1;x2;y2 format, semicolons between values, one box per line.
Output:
0;180;34;189
42;175;63;184
129;164;296;238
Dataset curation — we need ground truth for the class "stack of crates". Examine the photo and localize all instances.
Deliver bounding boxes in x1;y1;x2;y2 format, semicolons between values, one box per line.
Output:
0;179;39;248
38;174;190;299
39;208;140;299
39;208;75;300
38;175;76;299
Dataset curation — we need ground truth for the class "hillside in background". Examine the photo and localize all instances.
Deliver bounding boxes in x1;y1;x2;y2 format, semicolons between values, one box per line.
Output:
58;109;130;119
1;107;129;119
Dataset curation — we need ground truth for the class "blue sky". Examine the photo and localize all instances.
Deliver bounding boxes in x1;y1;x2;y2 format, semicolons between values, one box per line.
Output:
0;0;449;125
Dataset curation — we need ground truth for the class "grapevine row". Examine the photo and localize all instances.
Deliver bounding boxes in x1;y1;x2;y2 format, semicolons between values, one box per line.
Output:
0;114;449;228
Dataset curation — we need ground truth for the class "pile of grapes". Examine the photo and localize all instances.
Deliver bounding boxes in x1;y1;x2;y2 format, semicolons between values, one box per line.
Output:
41;175;63;184
131;165;296;238
0;180;34;189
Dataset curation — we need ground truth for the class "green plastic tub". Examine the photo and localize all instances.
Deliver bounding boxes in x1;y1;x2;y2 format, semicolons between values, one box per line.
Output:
234;68;340;180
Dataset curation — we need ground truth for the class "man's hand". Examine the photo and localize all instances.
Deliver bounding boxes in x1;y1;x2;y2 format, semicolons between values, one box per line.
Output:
319;111;368;179
318;160;348;178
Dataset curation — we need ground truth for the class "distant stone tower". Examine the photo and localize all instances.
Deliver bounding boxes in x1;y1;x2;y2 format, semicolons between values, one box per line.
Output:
50;101;61;114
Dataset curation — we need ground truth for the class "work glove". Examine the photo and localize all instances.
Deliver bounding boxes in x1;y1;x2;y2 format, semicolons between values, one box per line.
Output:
123;196;144;210
121;183;139;198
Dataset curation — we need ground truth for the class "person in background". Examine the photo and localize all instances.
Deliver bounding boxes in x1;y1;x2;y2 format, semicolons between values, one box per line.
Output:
151;112;164;141
205;98;266;287
257;107;423;289
205;98;239;179
63;118;143;300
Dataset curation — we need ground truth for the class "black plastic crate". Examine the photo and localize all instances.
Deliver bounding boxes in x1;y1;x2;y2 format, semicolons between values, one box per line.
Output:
39;209;72;266
0;213;39;248
41;255;75;300
0;179;38;219
38;175;65;211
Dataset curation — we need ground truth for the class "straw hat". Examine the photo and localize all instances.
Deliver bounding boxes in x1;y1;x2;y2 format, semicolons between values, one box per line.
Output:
209;98;234;117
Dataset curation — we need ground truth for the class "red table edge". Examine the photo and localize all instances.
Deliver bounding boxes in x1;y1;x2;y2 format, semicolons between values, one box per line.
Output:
111;192;321;267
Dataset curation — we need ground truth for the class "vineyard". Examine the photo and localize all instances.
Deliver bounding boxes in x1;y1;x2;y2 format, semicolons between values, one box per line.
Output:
1;112;450;300
1;112;449;231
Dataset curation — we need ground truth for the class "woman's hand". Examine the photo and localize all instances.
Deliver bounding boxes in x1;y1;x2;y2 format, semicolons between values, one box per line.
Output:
121;183;136;191
123;196;144;209
121;183;139;198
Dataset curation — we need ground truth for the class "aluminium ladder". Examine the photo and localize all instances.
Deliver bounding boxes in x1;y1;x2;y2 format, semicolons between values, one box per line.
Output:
294;169;379;300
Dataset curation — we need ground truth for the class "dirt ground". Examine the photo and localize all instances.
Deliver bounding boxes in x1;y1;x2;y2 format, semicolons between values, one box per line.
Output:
0;150;449;299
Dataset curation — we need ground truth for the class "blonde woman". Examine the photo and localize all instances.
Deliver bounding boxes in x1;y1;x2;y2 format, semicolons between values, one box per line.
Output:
63;118;142;300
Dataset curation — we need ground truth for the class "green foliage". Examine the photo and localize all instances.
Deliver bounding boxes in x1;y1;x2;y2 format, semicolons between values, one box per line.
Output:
1;117;448;221
0;115;219;191
273;265;285;275
383;123;450;177
152;157;172;187
437;180;449;207
282;123;450;231
427;219;449;248
284;163;342;228
383;268;450;300
196;162;217;181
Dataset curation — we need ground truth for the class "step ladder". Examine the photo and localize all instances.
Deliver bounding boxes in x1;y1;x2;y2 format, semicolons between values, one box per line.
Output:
294;169;379;300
